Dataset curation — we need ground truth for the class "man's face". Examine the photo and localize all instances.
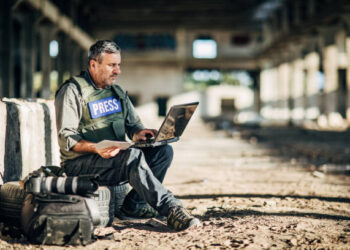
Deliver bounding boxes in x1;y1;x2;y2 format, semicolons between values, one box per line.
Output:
89;52;121;88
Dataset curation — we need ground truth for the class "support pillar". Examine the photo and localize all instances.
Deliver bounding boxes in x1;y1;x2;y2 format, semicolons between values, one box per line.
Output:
305;52;321;120
57;34;72;85
71;42;80;76
335;30;347;119
56;33;65;87
262;21;273;47
260;65;276;122
80;48;88;72
18;12;37;98
281;5;289;34
0;0;14;98
38;21;54;98
271;67;279;122
323;45;339;124
176;28;187;93
293;0;301;26
308;0;315;18
63;39;73;78
277;63;291;123
249;71;261;114
291;59;305;124
259;69;270;121
345;37;350;124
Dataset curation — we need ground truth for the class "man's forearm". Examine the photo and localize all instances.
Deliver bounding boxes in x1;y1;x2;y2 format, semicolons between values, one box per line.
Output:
72;139;121;159
72;139;98;154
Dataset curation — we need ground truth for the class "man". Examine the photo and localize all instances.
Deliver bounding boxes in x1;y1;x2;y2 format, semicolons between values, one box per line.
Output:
55;40;200;231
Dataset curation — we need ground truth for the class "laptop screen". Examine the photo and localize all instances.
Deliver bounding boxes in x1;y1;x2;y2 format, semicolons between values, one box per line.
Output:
155;102;199;142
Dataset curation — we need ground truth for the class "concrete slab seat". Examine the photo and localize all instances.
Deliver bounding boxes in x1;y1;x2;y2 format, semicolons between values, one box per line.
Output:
0;98;130;222
0;98;60;182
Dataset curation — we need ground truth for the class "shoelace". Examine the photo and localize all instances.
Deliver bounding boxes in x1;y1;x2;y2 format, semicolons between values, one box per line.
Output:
140;206;157;216
171;207;192;221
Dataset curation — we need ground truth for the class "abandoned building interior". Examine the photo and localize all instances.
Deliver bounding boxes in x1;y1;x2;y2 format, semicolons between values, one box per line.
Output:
1;0;350;248
0;0;349;129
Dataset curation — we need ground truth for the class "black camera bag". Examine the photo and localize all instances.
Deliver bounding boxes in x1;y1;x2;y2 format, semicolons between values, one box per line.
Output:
21;192;100;246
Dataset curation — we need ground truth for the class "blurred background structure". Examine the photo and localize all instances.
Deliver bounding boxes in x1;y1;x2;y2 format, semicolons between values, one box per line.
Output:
1;0;350;130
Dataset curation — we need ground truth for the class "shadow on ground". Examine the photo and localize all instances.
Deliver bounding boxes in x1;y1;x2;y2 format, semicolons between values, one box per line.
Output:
177;193;350;203
200;208;350;221
222;123;350;170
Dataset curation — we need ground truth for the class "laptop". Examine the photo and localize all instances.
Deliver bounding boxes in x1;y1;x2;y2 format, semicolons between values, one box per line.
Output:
134;101;199;148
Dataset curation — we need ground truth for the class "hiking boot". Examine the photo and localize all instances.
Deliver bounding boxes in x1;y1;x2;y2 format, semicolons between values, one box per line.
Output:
167;206;201;231
119;203;159;219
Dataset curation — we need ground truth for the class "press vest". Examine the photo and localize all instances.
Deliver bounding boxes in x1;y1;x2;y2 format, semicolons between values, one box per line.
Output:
67;74;128;143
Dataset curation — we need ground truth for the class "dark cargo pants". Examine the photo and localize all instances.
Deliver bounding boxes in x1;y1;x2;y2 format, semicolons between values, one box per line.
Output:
62;145;182;216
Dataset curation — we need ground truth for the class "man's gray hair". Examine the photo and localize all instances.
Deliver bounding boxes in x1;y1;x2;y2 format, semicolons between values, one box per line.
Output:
88;40;121;64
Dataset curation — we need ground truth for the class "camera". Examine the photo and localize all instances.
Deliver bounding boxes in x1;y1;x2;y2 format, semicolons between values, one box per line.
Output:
24;171;99;195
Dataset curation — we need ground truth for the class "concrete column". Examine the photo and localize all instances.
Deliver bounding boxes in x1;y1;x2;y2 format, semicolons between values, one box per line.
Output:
260;66;277;122
56;33;65;87
345;37;350;124
175;28;186;93
308;0;315;18
71;42;80;76
293;0;301;26
290;59;305;124
281;5;289;34
260;69;270;120
18;12;37;98
62;39;73;78
38;22;55;98
271;67;279;121
176;28;186;61
323;45;339;122
335;30;347;119
249;71;261;114
57;34;72;85
277;63;291;122
0;0;14;98
262;21;273;47
304;52;321;120
80;49;88;72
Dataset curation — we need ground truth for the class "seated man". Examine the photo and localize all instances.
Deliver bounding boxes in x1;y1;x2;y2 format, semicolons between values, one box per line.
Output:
55;40;200;231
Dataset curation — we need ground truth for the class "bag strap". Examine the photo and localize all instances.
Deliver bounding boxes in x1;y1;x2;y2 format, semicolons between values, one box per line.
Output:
35;194;79;204
41;217;50;245
78;220;85;245
40;166;65;177
65;219;81;245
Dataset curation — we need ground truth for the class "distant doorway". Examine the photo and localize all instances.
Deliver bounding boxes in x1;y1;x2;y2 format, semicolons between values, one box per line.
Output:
221;98;236;120
221;98;236;114
156;97;168;116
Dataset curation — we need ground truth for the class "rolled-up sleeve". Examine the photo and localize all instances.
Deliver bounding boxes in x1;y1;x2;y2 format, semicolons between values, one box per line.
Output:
55;83;83;151
125;95;144;139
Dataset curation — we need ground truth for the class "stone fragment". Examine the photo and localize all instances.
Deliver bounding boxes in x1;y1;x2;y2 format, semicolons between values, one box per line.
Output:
312;171;325;178
263;200;277;207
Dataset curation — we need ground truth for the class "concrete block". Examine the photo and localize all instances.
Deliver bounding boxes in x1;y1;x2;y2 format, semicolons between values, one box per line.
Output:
0;102;6;178
12;99;46;178
3;101;22;181
37;99;60;166
1;98;61;181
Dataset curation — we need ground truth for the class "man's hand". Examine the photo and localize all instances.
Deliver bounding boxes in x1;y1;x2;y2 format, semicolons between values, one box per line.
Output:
133;129;157;142
72;139;120;158
96;146;120;159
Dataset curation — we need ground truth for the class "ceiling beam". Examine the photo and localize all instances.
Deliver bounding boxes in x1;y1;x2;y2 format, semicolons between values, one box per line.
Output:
14;0;94;50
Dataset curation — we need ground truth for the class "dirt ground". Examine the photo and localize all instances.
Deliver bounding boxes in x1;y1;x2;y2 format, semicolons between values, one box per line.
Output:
1;120;350;249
